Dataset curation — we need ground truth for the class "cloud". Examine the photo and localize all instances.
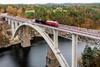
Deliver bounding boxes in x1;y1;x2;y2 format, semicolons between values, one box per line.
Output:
0;0;100;4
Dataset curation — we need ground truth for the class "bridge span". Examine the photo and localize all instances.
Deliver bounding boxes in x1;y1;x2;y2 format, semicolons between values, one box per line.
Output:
0;13;100;67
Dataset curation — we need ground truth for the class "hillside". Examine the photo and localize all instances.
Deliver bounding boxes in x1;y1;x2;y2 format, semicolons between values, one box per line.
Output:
0;3;100;30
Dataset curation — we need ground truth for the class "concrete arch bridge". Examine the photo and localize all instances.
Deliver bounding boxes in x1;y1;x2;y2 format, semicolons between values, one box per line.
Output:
0;13;100;67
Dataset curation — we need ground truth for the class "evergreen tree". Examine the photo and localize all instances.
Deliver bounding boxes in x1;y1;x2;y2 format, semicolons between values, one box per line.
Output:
82;45;94;67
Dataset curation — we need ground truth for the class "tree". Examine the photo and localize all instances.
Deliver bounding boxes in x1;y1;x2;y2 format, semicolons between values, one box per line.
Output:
25;12;34;19
0;8;6;13
93;47;100;67
82;45;94;67
0;29;9;46
6;6;17;16
34;7;48;20
17;8;25;17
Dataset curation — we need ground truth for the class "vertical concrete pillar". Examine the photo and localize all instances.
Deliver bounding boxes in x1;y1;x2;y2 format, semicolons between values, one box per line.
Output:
11;20;15;36
5;18;7;21
53;30;58;48
46;30;60;67
8;19;11;25
72;34;78;67
20;26;31;48
14;21;18;29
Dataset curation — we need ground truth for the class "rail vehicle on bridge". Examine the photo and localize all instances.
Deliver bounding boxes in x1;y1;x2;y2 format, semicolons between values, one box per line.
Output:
33;19;59;27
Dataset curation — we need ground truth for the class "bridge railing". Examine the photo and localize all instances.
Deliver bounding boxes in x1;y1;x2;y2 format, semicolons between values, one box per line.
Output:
61;24;100;37
0;13;100;38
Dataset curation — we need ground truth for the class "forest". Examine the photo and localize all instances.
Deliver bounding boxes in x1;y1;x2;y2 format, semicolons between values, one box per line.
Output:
0;4;100;29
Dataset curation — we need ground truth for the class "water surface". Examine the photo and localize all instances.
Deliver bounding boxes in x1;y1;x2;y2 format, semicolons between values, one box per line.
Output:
0;37;86;67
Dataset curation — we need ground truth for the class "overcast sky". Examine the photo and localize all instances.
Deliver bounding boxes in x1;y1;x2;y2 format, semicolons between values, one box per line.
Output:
0;0;100;4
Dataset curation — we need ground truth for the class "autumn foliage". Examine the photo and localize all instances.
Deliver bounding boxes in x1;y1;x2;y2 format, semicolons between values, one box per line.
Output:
17;8;25;17
6;6;17;16
0;24;9;46
0;4;100;29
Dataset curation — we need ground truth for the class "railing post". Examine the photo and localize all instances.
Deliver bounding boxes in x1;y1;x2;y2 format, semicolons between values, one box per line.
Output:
53;30;58;48
72;34;78;67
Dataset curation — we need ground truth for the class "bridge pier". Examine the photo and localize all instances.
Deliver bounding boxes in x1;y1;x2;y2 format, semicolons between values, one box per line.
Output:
14;21;18;29
11;20;15;36
19;26;31;67
53;30;58;48
46;48;60;67
20;26;31;47
72;34;78;67
46;30;60;67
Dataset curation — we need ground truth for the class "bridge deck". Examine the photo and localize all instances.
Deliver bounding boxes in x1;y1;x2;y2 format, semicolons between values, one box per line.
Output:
1;14;100;40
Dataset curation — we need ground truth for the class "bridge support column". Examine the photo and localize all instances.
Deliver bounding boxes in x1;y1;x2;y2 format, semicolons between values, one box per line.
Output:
53;30;58;48
4;17;7;21
46;30;60;67
20;26;31;47
72;34;78;67
11;20;15;36
8;19;11;25
16;27;31;67
14;21;17;28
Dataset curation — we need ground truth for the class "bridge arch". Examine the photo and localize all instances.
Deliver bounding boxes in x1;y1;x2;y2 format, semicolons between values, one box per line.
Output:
13;23;69;67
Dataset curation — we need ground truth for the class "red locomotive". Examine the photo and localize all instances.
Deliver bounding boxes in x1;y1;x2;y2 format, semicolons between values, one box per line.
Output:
35;19;59;27
46;21;59;27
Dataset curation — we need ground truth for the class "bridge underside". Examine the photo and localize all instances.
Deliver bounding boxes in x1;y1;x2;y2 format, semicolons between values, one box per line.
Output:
13;23;69;67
